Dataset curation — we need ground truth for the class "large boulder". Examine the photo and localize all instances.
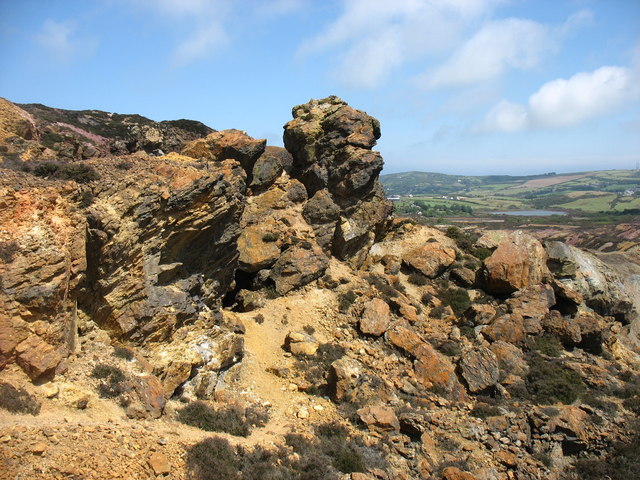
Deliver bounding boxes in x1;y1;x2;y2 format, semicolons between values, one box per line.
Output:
283;96;391;264
481;231;548;295
545;242;635;323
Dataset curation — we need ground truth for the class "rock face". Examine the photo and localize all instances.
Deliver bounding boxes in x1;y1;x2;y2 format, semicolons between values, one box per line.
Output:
83;157;246;342
546;241;635;323
481;231;548;295
0;173;86;379
459;346;500;392
283;96;391;264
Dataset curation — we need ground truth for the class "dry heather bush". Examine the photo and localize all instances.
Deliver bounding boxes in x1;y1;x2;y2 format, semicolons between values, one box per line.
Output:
0;383;41;415
177;401;268;437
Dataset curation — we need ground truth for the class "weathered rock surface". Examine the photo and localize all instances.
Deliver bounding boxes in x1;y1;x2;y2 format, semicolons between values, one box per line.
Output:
359;298;391;336
83;157;246;341
182;129;265;178
459;346;500;392
283;96;391;263
403;243;456;278
546;241;635;322
285;331;319;356
481;231;548;295
270;243;329;295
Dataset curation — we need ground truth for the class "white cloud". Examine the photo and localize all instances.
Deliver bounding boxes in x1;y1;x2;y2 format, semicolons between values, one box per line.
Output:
35;19;97;63
479;66;640;132
420;18;549;89
298;0;505;89
171;23;228;67
481;100;528;132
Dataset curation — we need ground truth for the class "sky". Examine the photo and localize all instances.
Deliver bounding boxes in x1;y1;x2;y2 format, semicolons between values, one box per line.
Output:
1;0;639;175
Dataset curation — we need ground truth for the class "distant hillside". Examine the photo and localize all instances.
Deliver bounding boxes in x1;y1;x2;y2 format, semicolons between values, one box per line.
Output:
380;171;561;196
381;169;640;216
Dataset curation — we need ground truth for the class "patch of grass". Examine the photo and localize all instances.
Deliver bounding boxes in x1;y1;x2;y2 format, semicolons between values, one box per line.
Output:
622;396;640;414
0;383;41;415
177;401;268;437
471;402;502;419
438;286;471;317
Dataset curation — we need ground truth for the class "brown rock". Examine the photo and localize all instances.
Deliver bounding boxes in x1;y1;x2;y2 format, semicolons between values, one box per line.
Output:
543;310;582;345
270;243;329;294
507;284;555;334
481;231;548;294
182;129;265;175
128;375;166;419
441;467;477;480
489;341;528;379
403;243;456;278
459;346;500;392
359;298;391;336
285;331;319;356
14;336;63;381
464;304;496;326
30;442;47;456
483;313;526;345
330;357;363;402
386;321;424;356
148;452;171;475
357;405;399;432
414;343;468;401
237;225;281;272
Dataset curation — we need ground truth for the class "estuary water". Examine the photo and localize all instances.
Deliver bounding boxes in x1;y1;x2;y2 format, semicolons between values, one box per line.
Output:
490;210;568;216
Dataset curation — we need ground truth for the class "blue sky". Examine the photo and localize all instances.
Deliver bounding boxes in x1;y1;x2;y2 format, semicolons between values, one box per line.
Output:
1;0;639;175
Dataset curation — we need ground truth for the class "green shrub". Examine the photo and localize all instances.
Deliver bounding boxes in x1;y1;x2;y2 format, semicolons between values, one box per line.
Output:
0;383;41;415
439;286;471;316
472;247;492;261
186;437;239;480
303;325;316;335
295;343;346;396
526;355;586;405
421;292;433;305
527;334;563;357
177;401;268;437
622;396;640;414
407;272;428;286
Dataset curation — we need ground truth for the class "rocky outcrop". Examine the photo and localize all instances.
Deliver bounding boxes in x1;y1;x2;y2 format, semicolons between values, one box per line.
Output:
283;96;391;264
480;231;549;295
82;156;246;342
0;173;86;380
546;241;635;323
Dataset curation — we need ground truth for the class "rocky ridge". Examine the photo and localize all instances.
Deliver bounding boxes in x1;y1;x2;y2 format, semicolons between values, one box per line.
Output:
1;96;639;480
